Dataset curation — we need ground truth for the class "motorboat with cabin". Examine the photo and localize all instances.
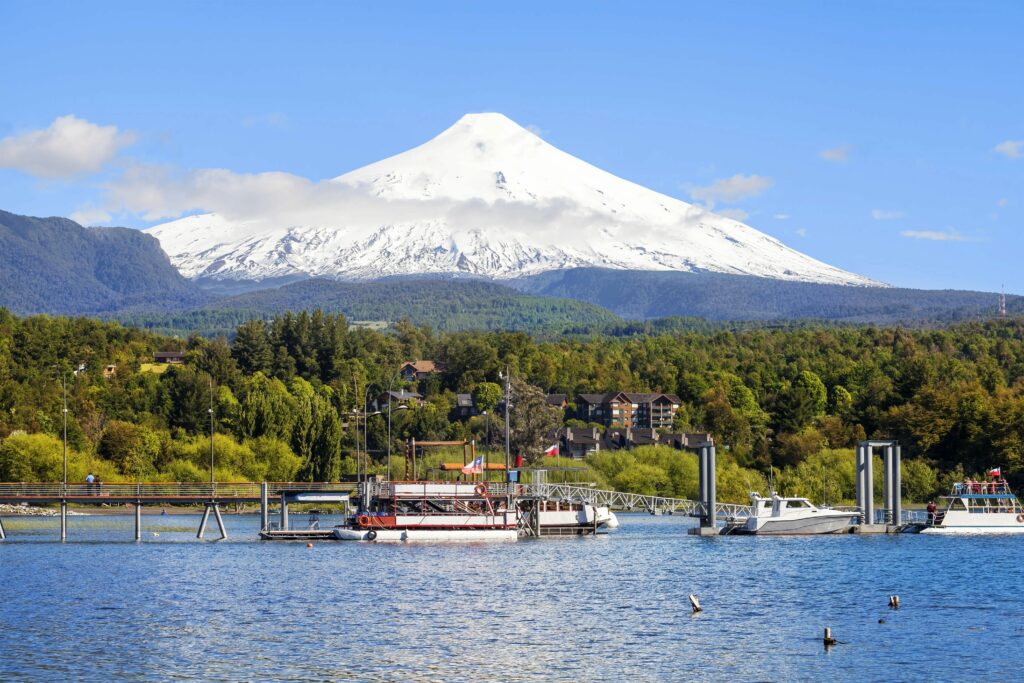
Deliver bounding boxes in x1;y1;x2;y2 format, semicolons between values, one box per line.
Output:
726;492;858;535
902;479;1024;534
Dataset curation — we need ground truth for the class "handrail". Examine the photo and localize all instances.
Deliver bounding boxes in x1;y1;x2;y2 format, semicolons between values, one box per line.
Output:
0;481;354;500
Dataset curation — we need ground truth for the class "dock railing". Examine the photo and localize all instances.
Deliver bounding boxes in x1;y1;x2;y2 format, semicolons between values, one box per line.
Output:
0;481;352;502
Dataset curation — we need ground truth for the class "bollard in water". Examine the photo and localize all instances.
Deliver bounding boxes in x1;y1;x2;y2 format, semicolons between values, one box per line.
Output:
688;594;702;614
889;595;900;609
823;626;837;647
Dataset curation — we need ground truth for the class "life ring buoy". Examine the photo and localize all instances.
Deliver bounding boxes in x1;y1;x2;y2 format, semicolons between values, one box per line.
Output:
1016;513;1024;524
474;483;488;496
358;514;371;527
366;529;377;541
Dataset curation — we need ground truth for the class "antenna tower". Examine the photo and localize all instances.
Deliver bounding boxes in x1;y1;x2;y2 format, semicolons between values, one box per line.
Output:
999;286;1007;318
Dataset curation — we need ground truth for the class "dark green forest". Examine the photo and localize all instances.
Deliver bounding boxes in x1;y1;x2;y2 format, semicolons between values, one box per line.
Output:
2;307;1024;503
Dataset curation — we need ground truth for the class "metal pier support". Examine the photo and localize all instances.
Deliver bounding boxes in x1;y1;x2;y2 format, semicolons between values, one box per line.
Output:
694;442;717;534
197;502;228;540
0;515;6;540
857;440;900;528
260;482;269;532
213;504;227;539
280;493;289;531
197;504;211;539
135;503;142;541
60;501;67;541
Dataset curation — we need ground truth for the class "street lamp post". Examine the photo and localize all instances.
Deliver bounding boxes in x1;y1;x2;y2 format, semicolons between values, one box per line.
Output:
61;372;68;491
208;377;215;488
482;409;489;482
386;371;403;482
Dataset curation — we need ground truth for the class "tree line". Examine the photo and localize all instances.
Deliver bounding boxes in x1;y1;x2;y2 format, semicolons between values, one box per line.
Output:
2;307;1024;501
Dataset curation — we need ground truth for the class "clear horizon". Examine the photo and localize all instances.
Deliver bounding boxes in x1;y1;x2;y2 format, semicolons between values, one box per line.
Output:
0;2;1021;293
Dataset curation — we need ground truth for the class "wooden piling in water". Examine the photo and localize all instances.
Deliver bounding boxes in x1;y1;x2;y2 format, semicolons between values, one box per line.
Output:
823;626;837;647
689;594;702;613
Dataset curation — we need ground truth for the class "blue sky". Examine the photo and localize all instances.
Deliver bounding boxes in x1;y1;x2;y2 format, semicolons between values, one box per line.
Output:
1;1;1021;292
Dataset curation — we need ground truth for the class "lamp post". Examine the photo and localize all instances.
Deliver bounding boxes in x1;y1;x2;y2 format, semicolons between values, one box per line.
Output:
482;409;489;482
208;377;215;487
385;371;403;482
60;371;68;491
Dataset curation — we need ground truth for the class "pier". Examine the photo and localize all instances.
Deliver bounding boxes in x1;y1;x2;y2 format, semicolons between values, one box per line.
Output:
0;482;352;541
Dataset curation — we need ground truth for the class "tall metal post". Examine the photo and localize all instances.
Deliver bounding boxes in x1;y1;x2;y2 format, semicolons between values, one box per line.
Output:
698;445;707;522
854;444;863;517
864;445;874;524
61;373;68;496
135;503;142;541
707;445;717;528
0;516;6;540
504;368;511;480
260;482;269;532
60;501;67;541
280;492;289;531
883;445;893;524
209;378;215;487
893;444;903;524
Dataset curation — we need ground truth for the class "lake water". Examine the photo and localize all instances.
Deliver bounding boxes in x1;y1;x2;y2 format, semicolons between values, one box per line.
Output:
1;512;1022;682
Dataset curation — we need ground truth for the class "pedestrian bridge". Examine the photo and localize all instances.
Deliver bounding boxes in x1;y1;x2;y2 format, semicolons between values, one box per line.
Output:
483;482;751;518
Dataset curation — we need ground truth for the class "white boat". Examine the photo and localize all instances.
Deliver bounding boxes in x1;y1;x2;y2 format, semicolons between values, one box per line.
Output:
736;492;857;535
906;480;1024;534
535;501;618;535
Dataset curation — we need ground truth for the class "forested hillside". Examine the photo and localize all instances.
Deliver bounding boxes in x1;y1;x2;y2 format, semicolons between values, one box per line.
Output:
2;308;1024;502
516;268;1020;323
0;210;208;314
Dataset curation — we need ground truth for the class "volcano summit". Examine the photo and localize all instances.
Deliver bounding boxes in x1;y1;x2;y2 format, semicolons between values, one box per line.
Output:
148;113;875;287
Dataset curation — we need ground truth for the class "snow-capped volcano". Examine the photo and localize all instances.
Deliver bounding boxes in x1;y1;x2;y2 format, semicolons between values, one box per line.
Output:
148;113;876;286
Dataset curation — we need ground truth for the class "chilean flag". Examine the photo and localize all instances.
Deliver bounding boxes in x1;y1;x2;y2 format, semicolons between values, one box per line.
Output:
987;467;1002;478
462;457;483;475
544;444;559;457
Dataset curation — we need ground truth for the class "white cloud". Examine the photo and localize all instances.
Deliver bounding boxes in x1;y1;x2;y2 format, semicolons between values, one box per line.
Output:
688;174;772;208
0;115;136;178
86;162;723;240
994;140;1023;159
871;209;904;221
997;198;1009;208
69;206;112;225
820;144;852;163
716;207;749;221
900;229;982;242
773;213;790;220
795;228;807;237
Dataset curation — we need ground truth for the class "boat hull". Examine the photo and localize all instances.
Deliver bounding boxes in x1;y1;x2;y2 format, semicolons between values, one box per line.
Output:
747;514;857;535
918;525;1024;535
333;527;518;542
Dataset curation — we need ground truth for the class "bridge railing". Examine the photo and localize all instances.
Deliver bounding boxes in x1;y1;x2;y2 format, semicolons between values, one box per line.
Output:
479;481;750;518
0;481;353;500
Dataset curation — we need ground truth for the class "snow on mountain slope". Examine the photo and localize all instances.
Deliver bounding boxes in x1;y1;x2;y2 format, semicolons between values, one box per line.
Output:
148;113;878;286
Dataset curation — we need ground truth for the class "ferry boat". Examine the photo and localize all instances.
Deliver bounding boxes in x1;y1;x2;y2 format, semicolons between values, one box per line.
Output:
334;481;519;542
333;480;619;541
903;479;1024;534
728;492;857;535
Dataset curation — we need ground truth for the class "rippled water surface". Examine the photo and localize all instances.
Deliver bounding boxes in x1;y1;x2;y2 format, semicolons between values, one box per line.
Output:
1;512;1023;681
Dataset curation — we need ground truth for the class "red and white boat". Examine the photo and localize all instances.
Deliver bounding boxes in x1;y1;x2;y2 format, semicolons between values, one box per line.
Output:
334;481;519;542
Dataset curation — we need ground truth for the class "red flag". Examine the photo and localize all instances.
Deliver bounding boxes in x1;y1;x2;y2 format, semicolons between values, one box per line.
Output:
543;444;559;457
987;467;1002;478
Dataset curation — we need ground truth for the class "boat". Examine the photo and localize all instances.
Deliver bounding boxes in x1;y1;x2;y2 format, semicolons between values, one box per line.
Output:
902;479;1024;534
535;499;618;535
334;480;519;542
728;492;857;535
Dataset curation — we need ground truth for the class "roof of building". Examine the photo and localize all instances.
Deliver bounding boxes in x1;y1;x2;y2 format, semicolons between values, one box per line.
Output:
455;393;473;408
401;360;444;373
545;393;567;406
383;390;423;400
